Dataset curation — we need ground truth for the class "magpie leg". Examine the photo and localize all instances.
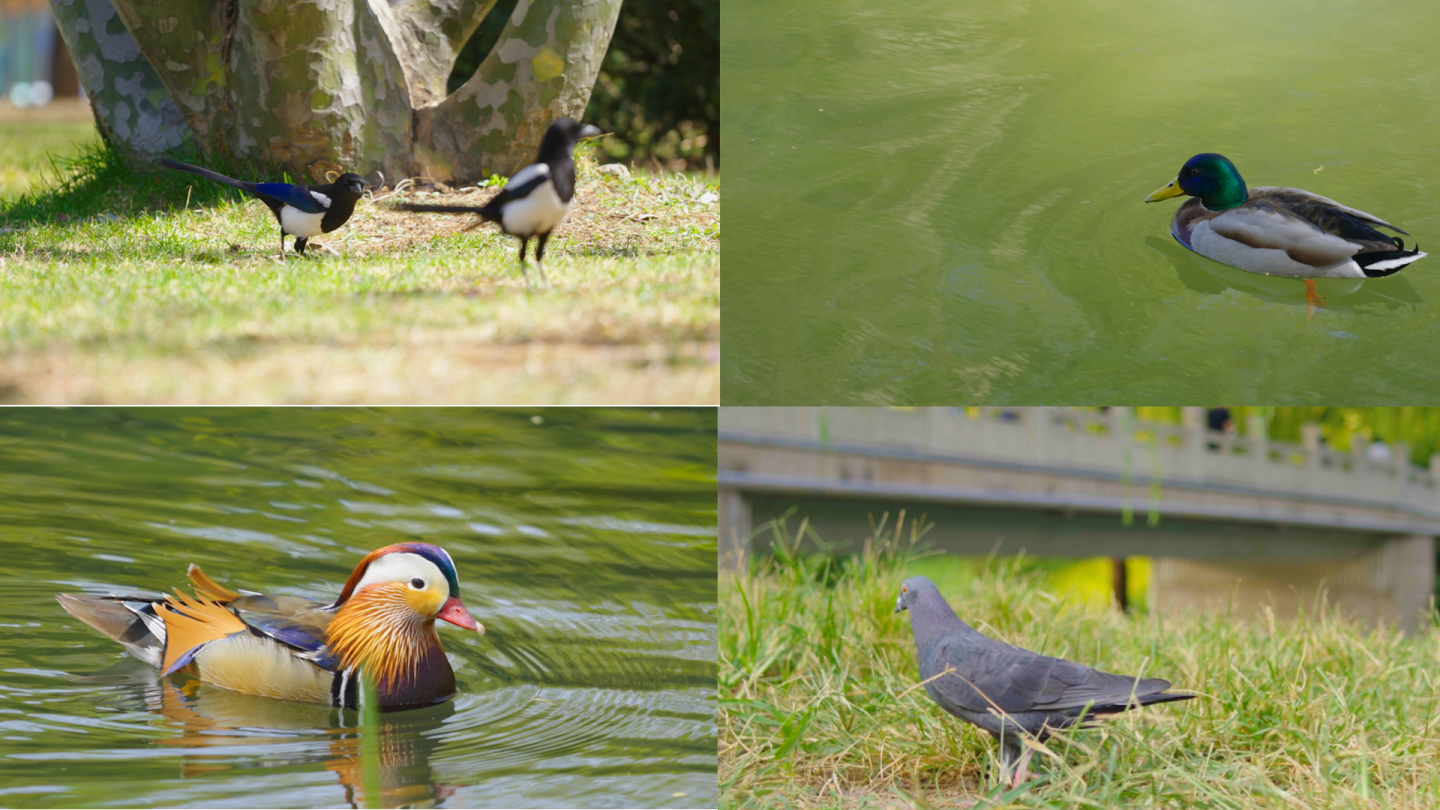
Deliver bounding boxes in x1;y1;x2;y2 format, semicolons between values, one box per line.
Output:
534;232;550;286
295;237;308;257
517;237;531;286
279;230;286;260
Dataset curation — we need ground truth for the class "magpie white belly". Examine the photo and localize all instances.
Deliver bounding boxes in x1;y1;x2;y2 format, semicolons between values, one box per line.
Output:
279;206;326;238
500;184;573;237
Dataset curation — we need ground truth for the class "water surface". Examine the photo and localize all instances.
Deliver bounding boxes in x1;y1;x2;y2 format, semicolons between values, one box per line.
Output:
722;0;1440;403
0;408;717;808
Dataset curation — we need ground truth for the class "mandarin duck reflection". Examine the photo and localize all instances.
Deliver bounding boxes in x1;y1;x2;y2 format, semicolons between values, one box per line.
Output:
146;681;459;807
57;543;482;711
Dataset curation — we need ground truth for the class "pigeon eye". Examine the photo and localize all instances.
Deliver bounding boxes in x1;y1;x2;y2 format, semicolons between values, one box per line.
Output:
901;585;908;593
410;578;425;589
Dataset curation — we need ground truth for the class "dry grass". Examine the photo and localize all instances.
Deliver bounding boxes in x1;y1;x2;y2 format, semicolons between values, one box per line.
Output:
722;518;1440;809
0;340;716;404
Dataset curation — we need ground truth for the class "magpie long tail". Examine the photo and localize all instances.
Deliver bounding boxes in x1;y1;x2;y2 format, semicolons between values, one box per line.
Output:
158;159;254;193
393;202;501;223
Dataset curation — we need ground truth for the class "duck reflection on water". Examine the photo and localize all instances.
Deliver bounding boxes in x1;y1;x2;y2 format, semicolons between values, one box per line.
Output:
71;658;457;809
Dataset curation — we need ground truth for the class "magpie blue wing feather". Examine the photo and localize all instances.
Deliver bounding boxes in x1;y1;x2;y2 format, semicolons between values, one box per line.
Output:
253;183;328;214
489;165;552;207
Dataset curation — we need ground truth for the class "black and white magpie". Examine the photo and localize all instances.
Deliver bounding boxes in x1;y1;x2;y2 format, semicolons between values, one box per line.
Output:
394;117;602;284
159;159;366;258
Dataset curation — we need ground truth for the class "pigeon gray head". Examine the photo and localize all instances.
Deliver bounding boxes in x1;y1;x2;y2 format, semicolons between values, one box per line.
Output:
894;575;941;613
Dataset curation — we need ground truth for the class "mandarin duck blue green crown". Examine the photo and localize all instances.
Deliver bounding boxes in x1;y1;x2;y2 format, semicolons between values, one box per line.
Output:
1145;153;1425;309
56;543;482;711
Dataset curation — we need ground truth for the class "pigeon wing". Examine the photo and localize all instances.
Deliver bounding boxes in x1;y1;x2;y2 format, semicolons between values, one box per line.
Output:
924;633;1056;714
1033;661;1174;711
926;633;1173;715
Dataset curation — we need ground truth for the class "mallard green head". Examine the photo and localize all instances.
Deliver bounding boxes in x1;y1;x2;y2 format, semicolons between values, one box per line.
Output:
1144;153;1248;211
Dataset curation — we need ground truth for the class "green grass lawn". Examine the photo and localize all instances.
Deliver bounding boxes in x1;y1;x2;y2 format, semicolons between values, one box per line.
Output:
0;108;717;403
722;519;1440;809
0;107;98;195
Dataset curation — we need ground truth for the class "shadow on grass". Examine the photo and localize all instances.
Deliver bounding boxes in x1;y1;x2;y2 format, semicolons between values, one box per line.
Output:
0;241;271;264
0;139;304;228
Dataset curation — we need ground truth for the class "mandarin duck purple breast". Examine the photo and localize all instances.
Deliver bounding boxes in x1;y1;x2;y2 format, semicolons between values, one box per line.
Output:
57;543;482;711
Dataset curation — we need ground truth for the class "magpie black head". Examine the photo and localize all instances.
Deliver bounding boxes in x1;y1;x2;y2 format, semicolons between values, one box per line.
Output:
333;173;366;197
537;118;602;164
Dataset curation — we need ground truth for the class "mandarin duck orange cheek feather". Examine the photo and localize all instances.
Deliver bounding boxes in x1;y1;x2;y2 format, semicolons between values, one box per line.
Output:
56;543;482;712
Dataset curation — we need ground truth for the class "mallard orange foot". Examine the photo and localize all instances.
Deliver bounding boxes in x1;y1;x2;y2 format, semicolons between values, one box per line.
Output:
57;543;482;711
1304;279;1326;315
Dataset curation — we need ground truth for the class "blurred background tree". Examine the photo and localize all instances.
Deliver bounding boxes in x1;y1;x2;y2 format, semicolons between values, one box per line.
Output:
451;0;717;170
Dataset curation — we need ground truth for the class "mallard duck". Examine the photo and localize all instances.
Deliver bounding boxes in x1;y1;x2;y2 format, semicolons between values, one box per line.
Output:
1145;153;1425;309
56;543;482;711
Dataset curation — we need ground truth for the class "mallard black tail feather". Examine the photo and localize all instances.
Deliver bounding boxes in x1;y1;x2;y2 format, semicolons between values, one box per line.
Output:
1358;242;1425;278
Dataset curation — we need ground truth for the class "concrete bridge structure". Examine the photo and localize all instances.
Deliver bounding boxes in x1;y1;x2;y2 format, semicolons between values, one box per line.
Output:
719;407;1440;634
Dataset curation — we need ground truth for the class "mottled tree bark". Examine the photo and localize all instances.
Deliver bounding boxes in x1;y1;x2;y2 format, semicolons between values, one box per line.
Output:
51;0;620;183
416;0;622;178
50;0;192;158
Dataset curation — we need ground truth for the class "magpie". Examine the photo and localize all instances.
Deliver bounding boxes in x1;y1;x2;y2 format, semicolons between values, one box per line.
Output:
394;117;602;284
159;159;366;258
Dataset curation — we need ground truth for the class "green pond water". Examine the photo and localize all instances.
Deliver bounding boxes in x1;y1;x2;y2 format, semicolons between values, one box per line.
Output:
0;408;717;808
722;0;1440;404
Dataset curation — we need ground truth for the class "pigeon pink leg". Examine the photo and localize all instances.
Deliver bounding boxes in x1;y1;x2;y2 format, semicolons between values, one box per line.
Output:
1011;746;1034;788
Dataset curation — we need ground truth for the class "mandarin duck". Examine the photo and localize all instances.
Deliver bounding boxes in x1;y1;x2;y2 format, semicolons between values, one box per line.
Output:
57;543;482;711
1145;153;1425;312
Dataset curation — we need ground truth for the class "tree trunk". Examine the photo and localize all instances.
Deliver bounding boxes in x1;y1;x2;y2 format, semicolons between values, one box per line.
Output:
416;0;622;178
50;0;192;157
50;0;620;183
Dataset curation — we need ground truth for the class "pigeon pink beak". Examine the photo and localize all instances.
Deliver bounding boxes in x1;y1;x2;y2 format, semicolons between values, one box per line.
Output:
438;597;482;633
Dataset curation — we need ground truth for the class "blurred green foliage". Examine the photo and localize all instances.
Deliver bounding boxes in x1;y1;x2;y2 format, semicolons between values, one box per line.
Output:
450;0;717;169
1133;406;1440;466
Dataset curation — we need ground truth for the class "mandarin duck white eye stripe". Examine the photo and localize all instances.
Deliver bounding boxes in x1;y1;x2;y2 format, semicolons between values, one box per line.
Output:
56;542;482;712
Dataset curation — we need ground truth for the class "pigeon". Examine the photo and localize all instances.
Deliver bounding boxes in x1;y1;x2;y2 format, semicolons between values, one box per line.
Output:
895;576;1194;787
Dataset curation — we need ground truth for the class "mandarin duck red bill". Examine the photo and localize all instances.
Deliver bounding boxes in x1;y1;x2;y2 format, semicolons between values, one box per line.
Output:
57;543;482;711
